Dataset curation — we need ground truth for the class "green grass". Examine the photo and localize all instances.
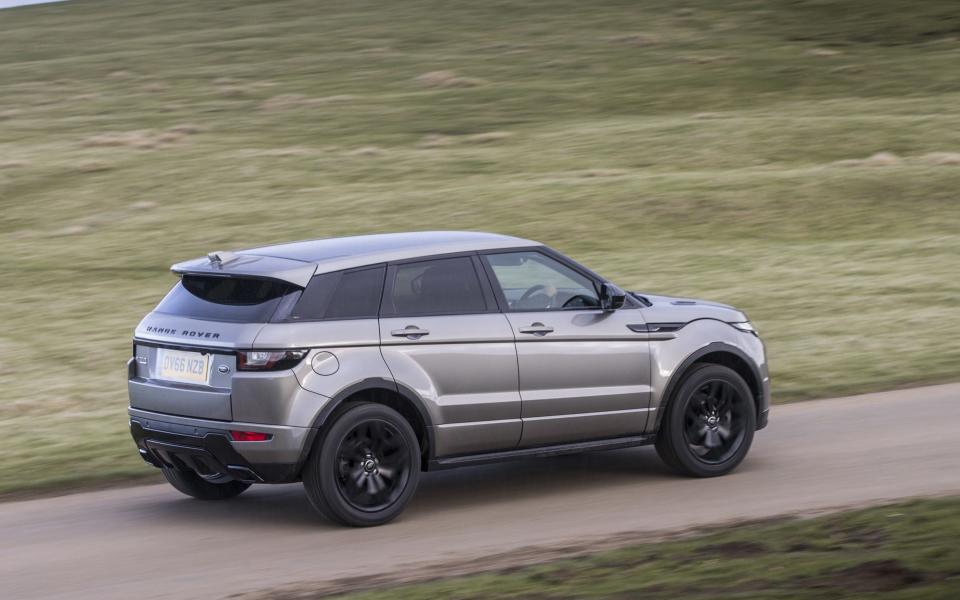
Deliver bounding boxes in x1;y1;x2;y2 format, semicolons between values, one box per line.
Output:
305;498;960;599
1;0;959;495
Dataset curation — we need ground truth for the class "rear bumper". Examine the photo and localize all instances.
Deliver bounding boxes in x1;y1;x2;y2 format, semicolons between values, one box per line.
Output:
129;410;309;483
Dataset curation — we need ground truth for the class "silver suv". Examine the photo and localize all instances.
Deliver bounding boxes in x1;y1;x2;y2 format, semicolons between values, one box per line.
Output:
129;232;769;526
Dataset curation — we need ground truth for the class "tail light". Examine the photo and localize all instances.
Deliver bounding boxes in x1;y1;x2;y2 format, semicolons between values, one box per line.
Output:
236;349;307;371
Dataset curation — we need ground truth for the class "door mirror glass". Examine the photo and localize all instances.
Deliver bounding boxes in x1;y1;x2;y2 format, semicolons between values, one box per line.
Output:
600;283;626;311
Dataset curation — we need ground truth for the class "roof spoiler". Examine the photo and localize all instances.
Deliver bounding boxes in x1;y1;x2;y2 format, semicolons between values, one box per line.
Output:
171;252;316;287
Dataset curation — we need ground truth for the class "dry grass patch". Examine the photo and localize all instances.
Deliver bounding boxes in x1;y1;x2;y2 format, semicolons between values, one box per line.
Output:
577;168;630;178
50;224;92;236
346;146;386;157
920;152;960;165
129;200;157;210
414;70;486;88
235;146;319;157
82;131;159;149
417;131;513;147
832;151;901;167
465;131;513;144
608;32;660;46
418;134;455;148
681;54;732;64
167;123;205;135
72;160;113;173
259;93;357;111
81;126;197;150
807;48;843;57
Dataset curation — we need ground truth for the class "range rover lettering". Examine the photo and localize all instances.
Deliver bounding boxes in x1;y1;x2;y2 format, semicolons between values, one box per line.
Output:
128;231;769;526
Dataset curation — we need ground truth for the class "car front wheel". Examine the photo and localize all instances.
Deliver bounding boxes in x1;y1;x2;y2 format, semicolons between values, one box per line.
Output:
656;364;756;477
302;402;421;527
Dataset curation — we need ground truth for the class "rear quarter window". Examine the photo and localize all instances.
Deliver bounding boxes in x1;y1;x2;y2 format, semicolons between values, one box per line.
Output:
154;275;300;323
287;265;385;321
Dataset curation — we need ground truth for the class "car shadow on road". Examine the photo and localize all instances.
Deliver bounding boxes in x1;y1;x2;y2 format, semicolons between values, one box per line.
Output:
142;446;674;529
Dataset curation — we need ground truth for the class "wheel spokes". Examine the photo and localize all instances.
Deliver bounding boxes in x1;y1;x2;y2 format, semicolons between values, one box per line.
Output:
683;379;748;463
335;418;411;512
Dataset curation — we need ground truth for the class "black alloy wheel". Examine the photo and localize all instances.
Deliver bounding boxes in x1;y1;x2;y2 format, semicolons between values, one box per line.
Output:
303;402;421;527
656;364;756;477
334;419;412;512
682;379;749;464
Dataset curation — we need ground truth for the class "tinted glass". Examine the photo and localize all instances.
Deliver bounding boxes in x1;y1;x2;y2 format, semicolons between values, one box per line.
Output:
289;266;385;321
155;275;298;323
326;267;384;318
386;257;486;315
486;251;599;310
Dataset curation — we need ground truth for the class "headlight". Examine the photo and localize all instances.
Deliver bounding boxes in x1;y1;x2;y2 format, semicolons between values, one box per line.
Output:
729;321;758;336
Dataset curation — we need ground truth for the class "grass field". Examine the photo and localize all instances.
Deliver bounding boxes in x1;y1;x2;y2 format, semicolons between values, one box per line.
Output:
301;497;960;599
1;0;959;495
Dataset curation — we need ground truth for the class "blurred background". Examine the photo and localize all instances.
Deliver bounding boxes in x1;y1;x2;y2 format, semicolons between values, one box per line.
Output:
0;0;958;503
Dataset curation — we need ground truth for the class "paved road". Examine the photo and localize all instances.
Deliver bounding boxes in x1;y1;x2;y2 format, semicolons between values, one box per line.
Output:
2;384;958;599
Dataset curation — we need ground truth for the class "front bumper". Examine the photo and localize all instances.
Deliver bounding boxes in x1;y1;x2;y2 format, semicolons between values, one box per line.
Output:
129;411;308;484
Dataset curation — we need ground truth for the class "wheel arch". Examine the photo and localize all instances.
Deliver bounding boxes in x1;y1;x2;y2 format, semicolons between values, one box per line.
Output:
296;377;436;473
654;343;764;431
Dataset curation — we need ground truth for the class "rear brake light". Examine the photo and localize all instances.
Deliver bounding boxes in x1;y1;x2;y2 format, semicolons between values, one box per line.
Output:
230;431;272;442
236;349;307;371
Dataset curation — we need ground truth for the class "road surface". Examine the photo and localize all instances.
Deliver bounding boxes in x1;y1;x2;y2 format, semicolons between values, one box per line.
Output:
2;384;958;599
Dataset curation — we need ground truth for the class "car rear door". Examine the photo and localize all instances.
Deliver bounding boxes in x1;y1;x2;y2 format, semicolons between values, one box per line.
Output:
378;254;521;457
480;249;653;447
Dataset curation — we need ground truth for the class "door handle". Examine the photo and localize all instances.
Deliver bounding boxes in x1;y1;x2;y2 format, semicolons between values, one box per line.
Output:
519;322;554;336
391;326;430;339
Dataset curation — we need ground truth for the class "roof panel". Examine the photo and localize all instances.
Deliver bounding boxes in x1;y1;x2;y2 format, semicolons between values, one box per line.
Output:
243;231;537;265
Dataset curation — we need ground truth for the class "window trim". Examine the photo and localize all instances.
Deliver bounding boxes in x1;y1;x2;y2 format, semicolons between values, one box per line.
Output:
479;247;607;313
379;252;498;318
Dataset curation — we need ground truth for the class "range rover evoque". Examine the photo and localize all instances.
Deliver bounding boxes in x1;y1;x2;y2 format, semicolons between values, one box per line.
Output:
129;231;769;526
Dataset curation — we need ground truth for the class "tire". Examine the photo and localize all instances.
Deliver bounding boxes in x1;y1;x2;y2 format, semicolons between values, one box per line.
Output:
302;402;421;527
161;467;251;500
656;364;756;477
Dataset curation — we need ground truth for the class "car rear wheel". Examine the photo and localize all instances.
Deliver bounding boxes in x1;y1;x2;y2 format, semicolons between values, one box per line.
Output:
302;402;420;527
161;466;251;500
656;364;756;477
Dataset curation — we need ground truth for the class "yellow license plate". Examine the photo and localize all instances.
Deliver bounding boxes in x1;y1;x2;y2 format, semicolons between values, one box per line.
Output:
156;349;211;385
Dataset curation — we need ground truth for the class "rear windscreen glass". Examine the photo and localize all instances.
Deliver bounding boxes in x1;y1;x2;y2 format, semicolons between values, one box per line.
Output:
154;275;300;323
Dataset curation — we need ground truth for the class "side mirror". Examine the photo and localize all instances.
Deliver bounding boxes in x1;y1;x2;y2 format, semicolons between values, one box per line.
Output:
600;283;626;311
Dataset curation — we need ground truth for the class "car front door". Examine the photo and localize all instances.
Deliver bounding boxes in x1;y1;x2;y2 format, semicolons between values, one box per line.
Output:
481;249;653;447
378;254;521;457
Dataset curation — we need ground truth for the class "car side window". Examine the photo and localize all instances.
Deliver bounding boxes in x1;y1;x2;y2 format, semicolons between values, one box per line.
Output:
485;251;600;311
385;256;487;316
325;266;386;319
288;265;385;321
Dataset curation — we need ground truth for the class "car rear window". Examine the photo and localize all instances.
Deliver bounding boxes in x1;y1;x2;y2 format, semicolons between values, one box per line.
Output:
154;275;300;323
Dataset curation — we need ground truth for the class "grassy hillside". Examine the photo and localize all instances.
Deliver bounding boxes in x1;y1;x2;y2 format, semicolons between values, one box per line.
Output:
1;0;959;494
313;497;960;599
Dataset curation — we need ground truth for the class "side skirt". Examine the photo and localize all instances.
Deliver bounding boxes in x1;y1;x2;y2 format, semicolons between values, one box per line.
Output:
428;435;655;470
